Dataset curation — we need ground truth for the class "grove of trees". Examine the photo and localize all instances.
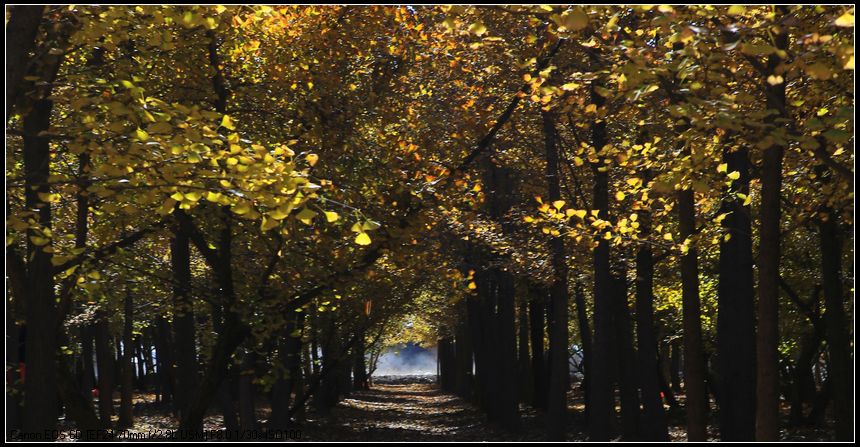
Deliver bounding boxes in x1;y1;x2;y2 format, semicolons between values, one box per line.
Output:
5;4;854;442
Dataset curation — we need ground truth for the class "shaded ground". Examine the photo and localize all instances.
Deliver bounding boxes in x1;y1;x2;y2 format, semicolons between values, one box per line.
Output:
55;378;835;441
298;381;584;442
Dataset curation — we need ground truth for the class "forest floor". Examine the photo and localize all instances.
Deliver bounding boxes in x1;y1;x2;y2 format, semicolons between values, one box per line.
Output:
58;377;835;441
297;380;586;441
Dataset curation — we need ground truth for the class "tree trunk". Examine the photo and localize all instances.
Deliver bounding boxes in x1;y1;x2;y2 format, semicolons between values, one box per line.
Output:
517;295;532;404
634;202;669;441
94;313;114;426
819;205;852;440
494;269;521;429
587;83;614;441
20;97;61;434
717;142;757;441
454;299;473;400
353;330;369;391
678;168;708;441
118;288;134;429
238;350;257;433
154;317;175;405
171;216;197;417
543;110;569;440
528;286;547;410
613;274;640;440
5;5;44;120
573;282;592;410
755;19;788;441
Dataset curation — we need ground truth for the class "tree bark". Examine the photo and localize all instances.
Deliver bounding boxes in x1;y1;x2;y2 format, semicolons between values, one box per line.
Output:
587;82;613;441
94;313;114;426
819;204;852;440
20;97;61;434
528;286;547;410
717;142;757;441
517;295;532;404
755;19;788;441
170;214;198;417
118;288;134;429
5;5;44;121
542;110;569;440
678;167;708;441
634;201;669;441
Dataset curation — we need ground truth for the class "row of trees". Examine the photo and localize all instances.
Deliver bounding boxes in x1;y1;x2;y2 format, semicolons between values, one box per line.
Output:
5;4;854;442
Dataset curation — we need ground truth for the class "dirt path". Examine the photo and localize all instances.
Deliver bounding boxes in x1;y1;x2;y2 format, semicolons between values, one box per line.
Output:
298;383;564;441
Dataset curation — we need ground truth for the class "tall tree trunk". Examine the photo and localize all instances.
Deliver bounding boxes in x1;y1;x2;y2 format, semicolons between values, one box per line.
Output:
80;325;95;404
270;311;305;429
154;317;175;405
212;304;239;433
454;299;473;400
755;19;788;441
528;286;547;410
573;282;592;411
717;142;757;441
5;5;44;121
21;98;60;434
543;110;569;440
238;349;257;433
613;273;640;440
634;199;669;441
118;288;134;429
94;313;114;426
438;336;456;392
678;161;708;441
517;295;532;404
170;215;197;418
353;329;369;391
587;83;613;441
494;269;521;429
819;201;852;440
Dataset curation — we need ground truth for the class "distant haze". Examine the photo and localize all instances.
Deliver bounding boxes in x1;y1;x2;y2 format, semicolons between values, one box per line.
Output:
373;343;437;376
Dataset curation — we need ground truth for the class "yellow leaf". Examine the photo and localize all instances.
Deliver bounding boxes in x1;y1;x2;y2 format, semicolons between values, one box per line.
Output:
468;281;477;290
727;171;740;180
727;5;746;15
171;191;185;201
232;201;251;215
324;211;340;223
355;232;372;246
615;191;626;201
469;22;487;36
663;233;674;241
717;163;728;173
835;12;854;27
306;153;319;166
561;82;579;91
557;7;589;31
29;236;50;246
260;216;279;232
767;75;784;85
135;128;149;141
295;207;317;225
220;114;236;130
552;200;565;210
362;220;381;231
